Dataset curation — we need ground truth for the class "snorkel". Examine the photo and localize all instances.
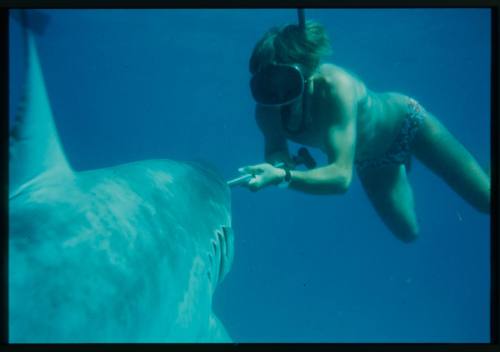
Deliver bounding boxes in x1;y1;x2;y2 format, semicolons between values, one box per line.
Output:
280;9;313;136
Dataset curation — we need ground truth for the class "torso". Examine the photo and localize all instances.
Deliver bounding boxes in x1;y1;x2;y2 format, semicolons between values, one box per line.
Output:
272;63;412;162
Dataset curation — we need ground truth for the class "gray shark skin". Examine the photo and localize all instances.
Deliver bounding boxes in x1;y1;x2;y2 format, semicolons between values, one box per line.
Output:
9;27;234;343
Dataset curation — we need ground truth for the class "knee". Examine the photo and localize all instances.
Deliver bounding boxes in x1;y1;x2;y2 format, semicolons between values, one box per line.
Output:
394;222;419;244
476;202;490;214
475;189;490;214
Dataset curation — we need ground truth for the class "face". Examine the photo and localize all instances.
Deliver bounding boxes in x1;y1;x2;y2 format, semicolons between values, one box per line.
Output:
250;64;305;107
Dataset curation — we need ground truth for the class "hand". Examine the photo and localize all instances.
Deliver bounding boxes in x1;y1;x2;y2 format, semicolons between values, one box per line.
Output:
238;163;286;192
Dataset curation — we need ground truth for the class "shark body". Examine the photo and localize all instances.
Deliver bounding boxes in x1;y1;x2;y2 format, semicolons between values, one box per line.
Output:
9;24;234;343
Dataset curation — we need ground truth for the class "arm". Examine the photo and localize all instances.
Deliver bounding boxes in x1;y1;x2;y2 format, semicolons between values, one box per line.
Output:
287;82;357;195
241;82;357;193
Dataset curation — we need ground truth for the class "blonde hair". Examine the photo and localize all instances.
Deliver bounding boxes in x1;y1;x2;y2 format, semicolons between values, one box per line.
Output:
249;20;332;77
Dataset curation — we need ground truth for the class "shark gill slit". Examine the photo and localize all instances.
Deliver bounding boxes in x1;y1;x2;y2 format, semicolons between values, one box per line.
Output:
207;225;229;287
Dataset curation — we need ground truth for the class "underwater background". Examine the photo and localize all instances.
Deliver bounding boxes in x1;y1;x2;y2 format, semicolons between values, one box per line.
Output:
9;9;490;343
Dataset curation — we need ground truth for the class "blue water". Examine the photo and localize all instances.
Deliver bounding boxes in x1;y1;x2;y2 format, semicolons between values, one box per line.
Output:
9;9;491;343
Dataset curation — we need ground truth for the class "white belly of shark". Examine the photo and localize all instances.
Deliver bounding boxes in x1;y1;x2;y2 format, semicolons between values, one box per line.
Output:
9;19;234;343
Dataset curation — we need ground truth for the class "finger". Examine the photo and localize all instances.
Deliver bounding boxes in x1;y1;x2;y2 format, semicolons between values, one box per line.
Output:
239;164;267;175
238;166;253;174
239;175;255;189
248;175;260;185
248;176;262;192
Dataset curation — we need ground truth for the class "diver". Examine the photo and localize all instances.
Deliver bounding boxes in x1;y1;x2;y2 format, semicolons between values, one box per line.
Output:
236;14;490;243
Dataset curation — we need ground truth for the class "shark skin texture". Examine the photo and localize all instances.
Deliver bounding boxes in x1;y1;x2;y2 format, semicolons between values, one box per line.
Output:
9;27;234;343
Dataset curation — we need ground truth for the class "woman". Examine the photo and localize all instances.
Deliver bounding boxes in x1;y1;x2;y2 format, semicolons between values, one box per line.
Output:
239;20;490;243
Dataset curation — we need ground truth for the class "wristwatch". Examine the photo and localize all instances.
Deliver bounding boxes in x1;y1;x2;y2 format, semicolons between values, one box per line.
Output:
277;166;292;188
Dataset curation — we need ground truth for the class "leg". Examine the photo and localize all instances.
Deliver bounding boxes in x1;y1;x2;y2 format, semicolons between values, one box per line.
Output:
358;164;419;243
412;112;490;213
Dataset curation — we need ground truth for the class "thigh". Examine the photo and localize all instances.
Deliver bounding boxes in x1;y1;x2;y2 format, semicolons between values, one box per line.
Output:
412;111;490;213
358;164;419;243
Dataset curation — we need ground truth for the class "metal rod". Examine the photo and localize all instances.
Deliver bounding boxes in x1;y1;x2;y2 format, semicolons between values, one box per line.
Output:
227;174;254;187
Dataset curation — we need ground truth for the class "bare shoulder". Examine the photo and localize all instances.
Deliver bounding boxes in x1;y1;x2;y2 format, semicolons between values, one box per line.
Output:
318;64;352;83
315;63;365;99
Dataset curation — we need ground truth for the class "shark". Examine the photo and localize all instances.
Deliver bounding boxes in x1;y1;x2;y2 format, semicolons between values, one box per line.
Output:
9;22;234;343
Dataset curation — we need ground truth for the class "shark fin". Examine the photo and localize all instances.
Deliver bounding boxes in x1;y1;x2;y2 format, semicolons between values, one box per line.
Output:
9;28;72;198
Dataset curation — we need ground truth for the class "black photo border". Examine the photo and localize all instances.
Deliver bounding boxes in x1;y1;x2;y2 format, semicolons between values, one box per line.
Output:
0;1;498;351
